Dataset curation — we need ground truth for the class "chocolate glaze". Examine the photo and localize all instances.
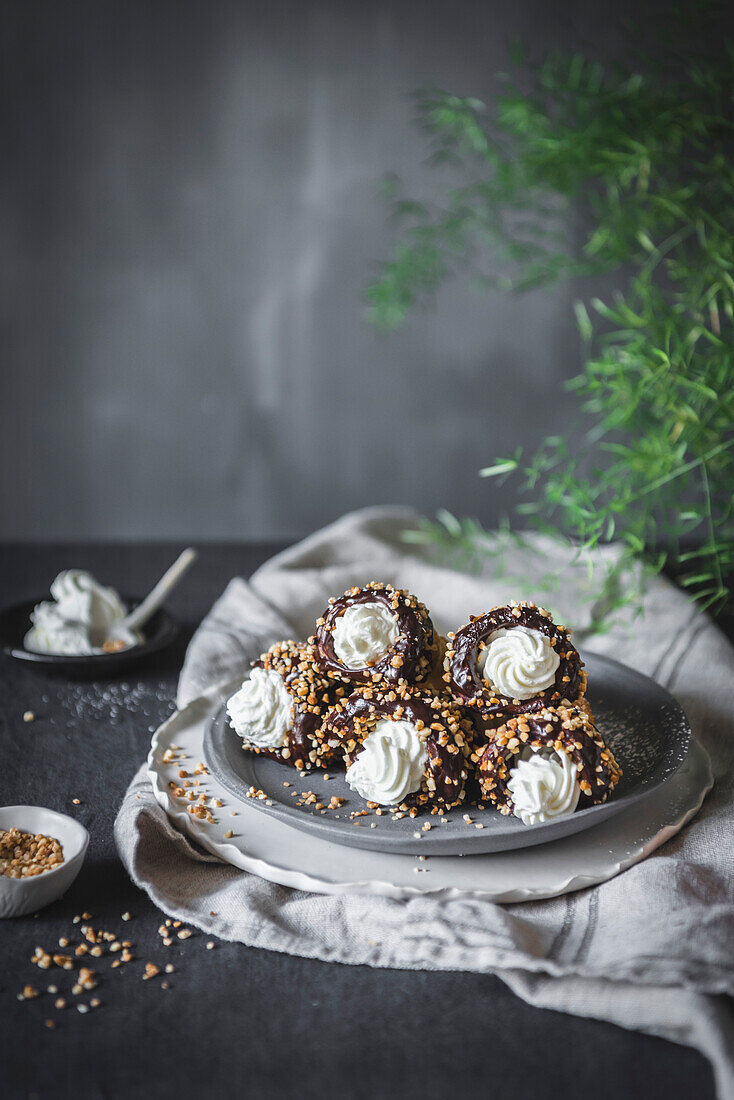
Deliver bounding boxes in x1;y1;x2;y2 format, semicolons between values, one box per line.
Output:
313;583;437;687
445;602;586;719
476;704;621;814
324;689;472;810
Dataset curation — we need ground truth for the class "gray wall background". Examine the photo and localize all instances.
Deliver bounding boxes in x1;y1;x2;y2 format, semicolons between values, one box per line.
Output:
1;0;669;540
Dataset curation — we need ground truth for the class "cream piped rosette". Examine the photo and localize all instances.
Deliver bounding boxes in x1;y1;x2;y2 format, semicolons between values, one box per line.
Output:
505;747;581;825
480;626;560;700
227;667;293;751
331;602;400;668
345;717;428;806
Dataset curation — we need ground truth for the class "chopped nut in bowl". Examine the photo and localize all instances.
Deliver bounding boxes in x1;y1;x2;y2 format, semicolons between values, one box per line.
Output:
0;806;89;918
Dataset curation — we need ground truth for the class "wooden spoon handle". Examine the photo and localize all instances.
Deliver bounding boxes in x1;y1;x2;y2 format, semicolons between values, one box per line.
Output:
121;548;197;633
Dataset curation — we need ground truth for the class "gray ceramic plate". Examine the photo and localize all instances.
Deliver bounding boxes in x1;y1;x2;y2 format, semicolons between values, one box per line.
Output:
203;653;691;855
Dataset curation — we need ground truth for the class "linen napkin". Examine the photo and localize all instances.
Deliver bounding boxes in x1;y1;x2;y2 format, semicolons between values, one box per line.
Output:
115;507;734;1097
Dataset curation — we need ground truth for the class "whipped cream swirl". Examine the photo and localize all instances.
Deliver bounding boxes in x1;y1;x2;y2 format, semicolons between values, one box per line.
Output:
227;668;293;749
507;747;580;826
24;570;135;655
481;626;560;700
346;718;427;805
331;602;399;668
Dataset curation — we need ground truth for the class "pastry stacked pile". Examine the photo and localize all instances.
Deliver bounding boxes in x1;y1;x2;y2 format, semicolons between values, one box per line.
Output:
226;582;621;826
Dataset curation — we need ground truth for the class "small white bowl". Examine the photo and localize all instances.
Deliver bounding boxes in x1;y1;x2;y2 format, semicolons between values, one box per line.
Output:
0;806;89;918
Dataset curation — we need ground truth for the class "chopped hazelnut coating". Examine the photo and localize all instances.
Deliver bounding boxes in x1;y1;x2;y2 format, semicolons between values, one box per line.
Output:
0;828;64;878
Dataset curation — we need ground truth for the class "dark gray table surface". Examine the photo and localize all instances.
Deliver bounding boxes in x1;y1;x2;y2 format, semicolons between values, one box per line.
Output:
0;542;715;1100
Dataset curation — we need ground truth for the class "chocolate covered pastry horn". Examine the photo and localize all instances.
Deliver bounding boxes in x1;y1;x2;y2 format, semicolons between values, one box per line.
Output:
226;641;345;771
323;687;473;812
444;601;586;720
312;583;443;689
476;704;621;824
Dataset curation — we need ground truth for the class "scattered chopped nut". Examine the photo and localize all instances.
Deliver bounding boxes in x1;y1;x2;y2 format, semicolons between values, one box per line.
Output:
77;967;96;991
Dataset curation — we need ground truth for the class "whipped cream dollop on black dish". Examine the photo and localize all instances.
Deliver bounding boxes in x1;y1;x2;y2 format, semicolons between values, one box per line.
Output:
444;601;586;719
312;582;442;688
24;570;140;656
227;641;346;770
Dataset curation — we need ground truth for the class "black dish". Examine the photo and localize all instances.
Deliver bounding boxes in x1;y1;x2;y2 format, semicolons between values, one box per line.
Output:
0;596;178;676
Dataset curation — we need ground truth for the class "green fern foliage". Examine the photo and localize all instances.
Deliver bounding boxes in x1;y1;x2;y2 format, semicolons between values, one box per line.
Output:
367;45;734;619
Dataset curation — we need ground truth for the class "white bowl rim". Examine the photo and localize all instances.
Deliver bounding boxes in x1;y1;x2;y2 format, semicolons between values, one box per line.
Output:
0;805;89;885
